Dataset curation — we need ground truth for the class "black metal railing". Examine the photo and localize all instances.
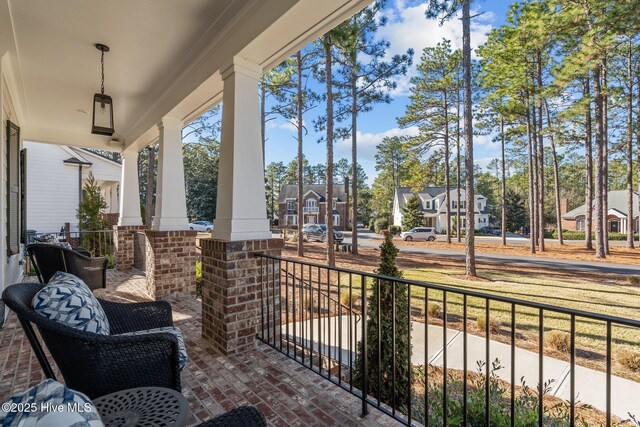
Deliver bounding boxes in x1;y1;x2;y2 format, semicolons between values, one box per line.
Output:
256;254;640;427
25;230;116;273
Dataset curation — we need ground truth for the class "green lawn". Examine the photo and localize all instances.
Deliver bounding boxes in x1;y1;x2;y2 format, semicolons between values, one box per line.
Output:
337;266;640;359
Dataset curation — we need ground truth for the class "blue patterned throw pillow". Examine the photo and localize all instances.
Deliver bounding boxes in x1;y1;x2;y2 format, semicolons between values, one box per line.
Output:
32;271;110;335
118;326;188;370
0;379;104;426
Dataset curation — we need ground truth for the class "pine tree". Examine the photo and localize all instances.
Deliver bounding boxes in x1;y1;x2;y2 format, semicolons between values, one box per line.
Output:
401;195;424;231
353;231;411;412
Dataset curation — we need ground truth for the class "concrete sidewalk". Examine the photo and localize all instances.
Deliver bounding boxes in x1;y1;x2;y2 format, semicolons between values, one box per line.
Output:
285;315;640;420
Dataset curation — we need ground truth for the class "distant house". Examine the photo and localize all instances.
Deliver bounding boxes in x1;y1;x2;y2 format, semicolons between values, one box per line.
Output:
278;184;348;230
25;141;121;233
393;187;490;231
562;190;639;234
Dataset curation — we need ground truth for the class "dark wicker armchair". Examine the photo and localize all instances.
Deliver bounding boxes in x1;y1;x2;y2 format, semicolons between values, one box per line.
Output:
26;244;108;291
2;282;182;399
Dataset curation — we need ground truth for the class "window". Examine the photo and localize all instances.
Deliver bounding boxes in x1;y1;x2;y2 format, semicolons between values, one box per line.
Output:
286;215;297;226
306;198;316;208
576;218;585;231
333;214;340;226
6;121;21;256
452;201;457;209
426;201;431;209
286;200;295;210
477;202;482;210
332;199;337;209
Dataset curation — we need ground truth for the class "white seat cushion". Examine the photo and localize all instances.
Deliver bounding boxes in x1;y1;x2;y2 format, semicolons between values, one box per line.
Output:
32;271;110;335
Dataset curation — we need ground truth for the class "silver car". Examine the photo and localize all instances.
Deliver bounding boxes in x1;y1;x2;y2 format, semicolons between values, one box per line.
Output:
400;227;436;241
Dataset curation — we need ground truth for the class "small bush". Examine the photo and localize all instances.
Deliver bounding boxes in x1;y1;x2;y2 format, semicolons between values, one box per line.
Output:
427;302;442;319
340;291;358;307
389;225;402;235
195;260;202;298
545;330;571;353
374;218;389;234
628;276;640;285
618;349;640;372
477;315;501;334
553;230;639;241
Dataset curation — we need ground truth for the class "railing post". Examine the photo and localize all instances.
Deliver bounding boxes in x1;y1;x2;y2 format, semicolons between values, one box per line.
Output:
360;275;368;417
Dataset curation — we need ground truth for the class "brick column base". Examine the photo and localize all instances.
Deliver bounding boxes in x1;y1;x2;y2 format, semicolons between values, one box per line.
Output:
201;238;283;355
145;230;197;299
114;225;146;270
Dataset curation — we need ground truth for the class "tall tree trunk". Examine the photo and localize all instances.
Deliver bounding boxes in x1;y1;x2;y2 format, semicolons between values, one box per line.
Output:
626;44;635;248
602;57;610;254
500;116;507;246
351;64;359;254
296;51;305;257
543;99;563;245
593;65;606;258
444;92;451;244
584;77;594;250
637;72;640;245
530;97;539;249
462;0;475;276
324;35;335;267
456;92;462;243
145;145;155;228
536;52;545;252
526;102;536;254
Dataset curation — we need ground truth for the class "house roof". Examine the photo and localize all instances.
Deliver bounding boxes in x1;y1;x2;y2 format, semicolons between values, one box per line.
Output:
563;191;640;219
394;186;489;214
278;184;348;203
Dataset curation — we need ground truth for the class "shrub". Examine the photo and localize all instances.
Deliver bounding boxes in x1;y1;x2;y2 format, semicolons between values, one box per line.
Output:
195;260;202;298
374;218;389;234
477;315;501;334
389;225;402;235
545;330;571;353
618;349;640;372
553;230;639;241
340;291;358;307
426;302;442;319
628;276;640;285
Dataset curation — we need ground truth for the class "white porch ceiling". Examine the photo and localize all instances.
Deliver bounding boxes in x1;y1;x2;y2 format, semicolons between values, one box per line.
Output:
3;0;371;152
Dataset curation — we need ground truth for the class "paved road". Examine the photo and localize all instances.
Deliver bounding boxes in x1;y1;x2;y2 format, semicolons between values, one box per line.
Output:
342;230;640;275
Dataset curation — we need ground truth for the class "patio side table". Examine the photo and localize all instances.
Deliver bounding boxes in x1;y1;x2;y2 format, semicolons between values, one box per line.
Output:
93;387;190;427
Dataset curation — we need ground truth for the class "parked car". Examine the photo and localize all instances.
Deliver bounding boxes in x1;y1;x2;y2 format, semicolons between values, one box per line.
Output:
479;226;501;236
400;227;436;241
189;220;213;232
356;222;365;228
303;224;344;243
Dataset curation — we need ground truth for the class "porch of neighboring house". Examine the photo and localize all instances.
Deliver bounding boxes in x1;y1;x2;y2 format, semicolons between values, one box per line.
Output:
0;270;394;427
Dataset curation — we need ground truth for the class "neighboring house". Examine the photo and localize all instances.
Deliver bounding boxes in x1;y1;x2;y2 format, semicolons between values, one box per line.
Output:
25;141;121;233
562;190;639;234
278;184;348;230
393;187;490;231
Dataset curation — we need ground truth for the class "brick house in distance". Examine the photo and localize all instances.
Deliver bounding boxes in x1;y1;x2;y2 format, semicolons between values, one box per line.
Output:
278;184;348;230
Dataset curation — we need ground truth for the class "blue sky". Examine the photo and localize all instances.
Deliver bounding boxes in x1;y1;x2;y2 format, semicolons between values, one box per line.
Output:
263;0;515;186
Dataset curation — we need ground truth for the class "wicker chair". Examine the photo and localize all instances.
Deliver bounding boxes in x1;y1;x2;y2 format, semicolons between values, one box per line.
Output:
2;282;182;399
197;406;267;427
26;244;108;291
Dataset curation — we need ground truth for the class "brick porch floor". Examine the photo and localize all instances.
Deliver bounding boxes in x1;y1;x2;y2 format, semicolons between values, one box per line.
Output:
0;270;399;426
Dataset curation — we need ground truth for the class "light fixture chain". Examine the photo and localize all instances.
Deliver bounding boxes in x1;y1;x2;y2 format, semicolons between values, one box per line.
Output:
101;49;105;95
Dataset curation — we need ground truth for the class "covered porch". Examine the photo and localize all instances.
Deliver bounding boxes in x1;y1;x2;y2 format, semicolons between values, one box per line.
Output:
0;270;393;426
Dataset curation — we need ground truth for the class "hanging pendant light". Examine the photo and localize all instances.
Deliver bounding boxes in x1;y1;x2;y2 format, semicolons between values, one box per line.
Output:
91;43;115;136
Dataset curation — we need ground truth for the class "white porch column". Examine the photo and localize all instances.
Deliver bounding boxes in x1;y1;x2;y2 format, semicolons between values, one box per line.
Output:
153;116;189;231
212;56;270;241
118;149;143;226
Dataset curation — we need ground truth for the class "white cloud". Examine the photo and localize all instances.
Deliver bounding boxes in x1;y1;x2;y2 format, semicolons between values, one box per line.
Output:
336;126;419;158
377;0;494;96
266;118;303;132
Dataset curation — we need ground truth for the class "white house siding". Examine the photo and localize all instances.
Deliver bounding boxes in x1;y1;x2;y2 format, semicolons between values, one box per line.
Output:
25;141;84;232
1;53;24;315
